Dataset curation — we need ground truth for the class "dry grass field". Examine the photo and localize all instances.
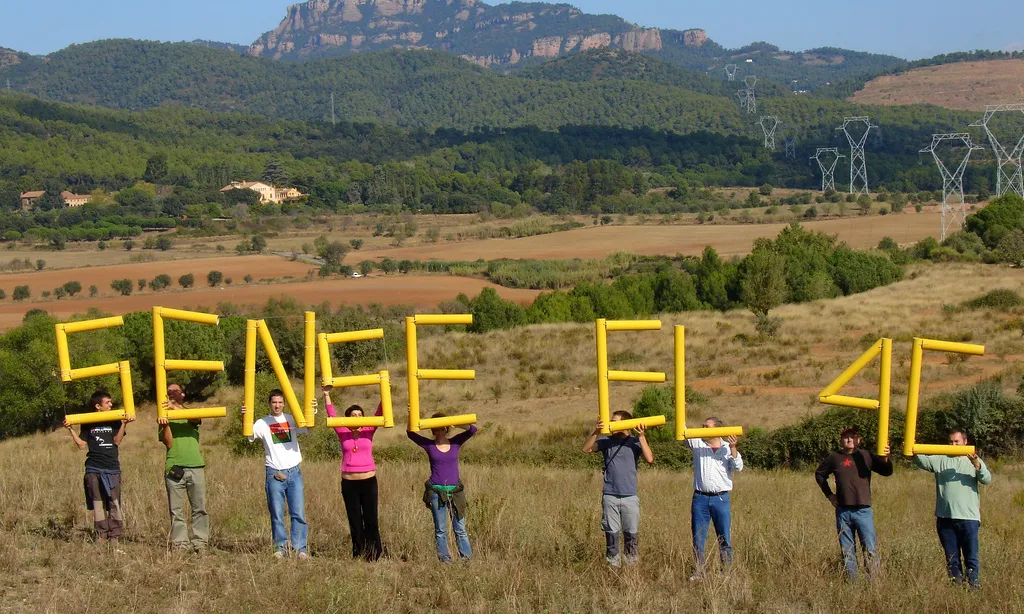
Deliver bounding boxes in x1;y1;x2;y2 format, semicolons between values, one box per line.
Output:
2;261;1024;612
2;409;1022;612
850;59;1024;110
358;211;943;262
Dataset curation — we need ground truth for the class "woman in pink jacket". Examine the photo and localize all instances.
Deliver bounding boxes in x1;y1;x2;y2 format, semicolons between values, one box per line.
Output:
323;388;383;560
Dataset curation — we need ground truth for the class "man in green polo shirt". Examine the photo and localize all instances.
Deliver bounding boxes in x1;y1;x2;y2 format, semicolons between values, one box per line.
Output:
158;383;209;552
914;429;992;589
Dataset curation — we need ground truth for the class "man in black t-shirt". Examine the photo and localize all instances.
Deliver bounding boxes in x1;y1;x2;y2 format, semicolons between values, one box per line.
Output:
64;390;133;547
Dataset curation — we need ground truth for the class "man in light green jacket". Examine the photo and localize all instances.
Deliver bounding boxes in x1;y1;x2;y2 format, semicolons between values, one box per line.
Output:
914;429;992;589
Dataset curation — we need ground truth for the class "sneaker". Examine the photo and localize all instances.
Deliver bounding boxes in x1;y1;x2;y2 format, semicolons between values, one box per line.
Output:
296;552;309;561
273;550;286;559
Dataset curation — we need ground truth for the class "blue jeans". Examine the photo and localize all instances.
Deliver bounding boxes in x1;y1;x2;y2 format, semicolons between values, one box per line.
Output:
428;491;471;562
265;465;307;554
836;506;877;579
937;517;980;587
691;491;732;569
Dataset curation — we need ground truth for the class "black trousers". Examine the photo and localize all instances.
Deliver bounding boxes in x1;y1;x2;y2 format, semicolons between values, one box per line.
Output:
341;476;382;560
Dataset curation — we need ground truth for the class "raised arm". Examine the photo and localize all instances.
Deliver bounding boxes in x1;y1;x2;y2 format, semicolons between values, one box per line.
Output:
583;421;604;453
971;455;993;485
870;448;894;476
158;417;173;450
636;425;654;465
913;454;938;473
65;422;87;450
361;401;385;438
450;424;477;445
727;435;743;472
407;430;432;446
113;418;132;446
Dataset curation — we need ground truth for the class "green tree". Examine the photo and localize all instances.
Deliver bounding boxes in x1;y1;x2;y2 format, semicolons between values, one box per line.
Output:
244;274;254;284
111;279;133;295
178;273;195;288
143;152;169;184
996;229;1024;267
89;285;98;297
62;281;82;296
350;239;364;250
359;261;373;276
759;184;774;196
123;239;135;251
207;270;223;286
12;286;30;301
742;248;787;319
250;234;268;253
53;286;67;300
35;259;45;271
156;236;173;251
149;274;172;291
138;278;147;291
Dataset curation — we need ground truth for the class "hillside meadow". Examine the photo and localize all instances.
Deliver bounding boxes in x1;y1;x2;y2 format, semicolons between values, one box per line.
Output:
2;415;1022;613
1;260;1024;611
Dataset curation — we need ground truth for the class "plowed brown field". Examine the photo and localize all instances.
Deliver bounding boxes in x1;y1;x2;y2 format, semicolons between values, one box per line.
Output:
0;276;539;330
360;210;943;261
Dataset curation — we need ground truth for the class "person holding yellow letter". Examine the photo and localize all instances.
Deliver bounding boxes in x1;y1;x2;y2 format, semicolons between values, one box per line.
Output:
158;383;209;553
582;411;654;568
914;429;991;589
241;389;309;560
323;388;384;561
408;413;477;563
685;416;742;578
64;390;134;549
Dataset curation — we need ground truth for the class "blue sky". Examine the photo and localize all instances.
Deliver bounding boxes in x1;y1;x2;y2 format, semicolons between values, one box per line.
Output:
3;0;1022;59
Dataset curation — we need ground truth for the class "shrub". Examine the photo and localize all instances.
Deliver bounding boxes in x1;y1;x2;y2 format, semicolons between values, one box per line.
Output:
62;281;82;296
123;239;135;251
149;274;172;291
89;285;98;297
961;289;1024;311
225;277;233;285
35;259;45;271
12;285;30;301
0;289;4;300
207;270;223;287
244;274;253;284
97;240;106;251
111;279;133;296
137;278;147;291
178;273;194;288
349;239;363;250
53;287;67;299
250;234;267;253
759;184;773;196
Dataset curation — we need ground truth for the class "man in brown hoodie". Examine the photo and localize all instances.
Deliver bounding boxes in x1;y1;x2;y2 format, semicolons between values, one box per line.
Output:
814;427;893;580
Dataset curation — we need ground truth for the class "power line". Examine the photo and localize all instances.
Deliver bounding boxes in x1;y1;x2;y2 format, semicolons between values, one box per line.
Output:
920;133;984;241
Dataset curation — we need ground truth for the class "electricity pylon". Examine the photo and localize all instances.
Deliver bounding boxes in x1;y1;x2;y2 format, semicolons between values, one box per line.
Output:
970;103;1024;197
743;76;757;114
736;90;747;109
759;116;779;150
837;116;876;195
920;133;984;241
811;148;845;193
725;64;737;81
783;136;796;160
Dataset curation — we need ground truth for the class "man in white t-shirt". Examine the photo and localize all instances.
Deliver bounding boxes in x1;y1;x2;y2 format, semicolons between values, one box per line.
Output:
241;389;308;559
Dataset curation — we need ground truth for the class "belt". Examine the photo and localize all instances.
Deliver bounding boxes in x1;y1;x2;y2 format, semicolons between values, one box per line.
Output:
694;490;727;496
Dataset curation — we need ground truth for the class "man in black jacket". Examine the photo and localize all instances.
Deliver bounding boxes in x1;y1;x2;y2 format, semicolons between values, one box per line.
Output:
814;427;893;580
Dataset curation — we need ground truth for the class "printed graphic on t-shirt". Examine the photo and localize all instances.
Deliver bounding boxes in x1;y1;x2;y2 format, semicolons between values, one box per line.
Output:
269;421;292;444
88;425;115;448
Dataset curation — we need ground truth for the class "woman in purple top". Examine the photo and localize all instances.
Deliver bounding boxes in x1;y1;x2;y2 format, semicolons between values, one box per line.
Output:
323;388;384;560
407;412;476;562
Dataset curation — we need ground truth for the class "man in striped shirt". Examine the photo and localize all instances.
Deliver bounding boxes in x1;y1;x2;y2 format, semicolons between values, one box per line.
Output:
685;416;743;579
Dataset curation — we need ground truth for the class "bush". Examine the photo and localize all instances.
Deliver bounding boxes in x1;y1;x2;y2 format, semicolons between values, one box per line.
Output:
12;285;30;301
149;274;172;291
350;239;364;250
123;239;135;251
137;278;147;291
244;274;253;284
62;281;82;296
179;273;195;288
0;289;5;300
89;285;98;297
156;236;173;251
961;289;1024;311
207;270;223;287
35;259;45;271
111;279;133;296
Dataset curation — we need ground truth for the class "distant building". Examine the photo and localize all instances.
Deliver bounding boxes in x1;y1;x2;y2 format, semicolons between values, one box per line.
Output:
19;190;91;209
220;181;304;204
